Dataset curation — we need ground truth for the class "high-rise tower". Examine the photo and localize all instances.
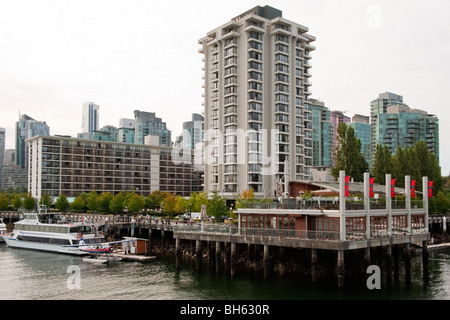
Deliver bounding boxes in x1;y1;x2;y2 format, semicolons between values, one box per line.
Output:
199;5;315;198
80;102;99;139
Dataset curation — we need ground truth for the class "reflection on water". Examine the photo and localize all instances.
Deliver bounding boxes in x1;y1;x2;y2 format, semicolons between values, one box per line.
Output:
1;245;450;300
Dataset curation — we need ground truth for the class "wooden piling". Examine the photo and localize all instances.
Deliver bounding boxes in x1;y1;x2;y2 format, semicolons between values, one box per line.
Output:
311;248;318;282
337;250;345;288
231;242;237;278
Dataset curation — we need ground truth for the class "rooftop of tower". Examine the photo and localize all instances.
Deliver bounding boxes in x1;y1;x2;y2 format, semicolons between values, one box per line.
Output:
232;5;282;21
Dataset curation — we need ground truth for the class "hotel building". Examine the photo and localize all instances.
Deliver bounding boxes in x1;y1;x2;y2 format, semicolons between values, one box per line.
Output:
199;5;316;199
27;135;194;200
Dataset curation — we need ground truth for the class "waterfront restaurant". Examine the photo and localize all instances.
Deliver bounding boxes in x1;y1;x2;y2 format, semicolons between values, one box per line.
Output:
237;171;429;243
173;170;430;287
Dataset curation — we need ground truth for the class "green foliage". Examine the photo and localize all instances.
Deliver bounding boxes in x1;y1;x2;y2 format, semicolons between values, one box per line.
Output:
70;196;86;212
86;190;99;212
207;191;229;218
11;194;23;211
98;192;113;214
375;141;442;195
372;144;392;185
109;192;125;214
174;195;189;214
236;188;255;209
162;193;176;214
127;193;146;213
429;191;450;214
189;192;209;212
39;194;52;210
0;192;10;210
331;123;368;182
55;194;70;212
23;193;36;211
147;190;168;209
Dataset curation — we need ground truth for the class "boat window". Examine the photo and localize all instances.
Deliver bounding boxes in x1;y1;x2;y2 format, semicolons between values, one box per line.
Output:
77;226;92;234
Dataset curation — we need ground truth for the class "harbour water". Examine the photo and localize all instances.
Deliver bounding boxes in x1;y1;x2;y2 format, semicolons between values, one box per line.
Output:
1;244;450;302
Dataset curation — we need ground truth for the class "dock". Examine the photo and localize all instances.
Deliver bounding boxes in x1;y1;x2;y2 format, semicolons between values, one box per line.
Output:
111;253;156;263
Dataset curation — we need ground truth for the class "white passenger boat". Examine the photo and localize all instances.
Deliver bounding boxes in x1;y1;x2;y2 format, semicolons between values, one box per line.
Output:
0;218;7;243
1;213;107;255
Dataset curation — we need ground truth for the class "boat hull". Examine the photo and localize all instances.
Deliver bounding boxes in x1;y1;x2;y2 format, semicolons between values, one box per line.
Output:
2;235;87;255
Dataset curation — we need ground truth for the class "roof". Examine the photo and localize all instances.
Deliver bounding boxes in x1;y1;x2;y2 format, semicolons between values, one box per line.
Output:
290;180;407;196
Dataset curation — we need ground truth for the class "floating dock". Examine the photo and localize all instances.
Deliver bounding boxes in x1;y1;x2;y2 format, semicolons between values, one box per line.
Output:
111;253;156;263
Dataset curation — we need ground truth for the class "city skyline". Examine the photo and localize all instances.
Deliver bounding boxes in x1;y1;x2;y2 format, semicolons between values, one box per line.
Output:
1;0;449;174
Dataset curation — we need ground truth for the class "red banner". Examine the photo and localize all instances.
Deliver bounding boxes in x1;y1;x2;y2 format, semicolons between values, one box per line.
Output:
391;179;396;197
410;180;416;198
428;181;433;198
369;177;374;198
345;176;350;197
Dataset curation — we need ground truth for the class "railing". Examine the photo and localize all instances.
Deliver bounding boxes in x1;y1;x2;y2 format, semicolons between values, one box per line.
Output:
238;198;424;211
174;215;428;242
174;224;339;241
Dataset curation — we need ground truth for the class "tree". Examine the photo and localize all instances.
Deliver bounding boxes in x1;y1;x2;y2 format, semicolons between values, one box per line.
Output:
390;141;442;193
86;190;99;212
109;192;125;214
127;193;145;214
55;194;70;212
98;192;113;214
174;195;189;214
23;193;36;211
372;144;392;184
147;190;168;209
236;188;255;209
162;193;177;214
189;191;209;212
331;123;368;181
39;194;52;211
429;191;450;214
207;191;229;218
0;192;10;211
70;196;86;212
11;194;23;211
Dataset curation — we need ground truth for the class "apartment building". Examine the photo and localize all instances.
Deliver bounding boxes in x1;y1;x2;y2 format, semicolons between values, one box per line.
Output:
27;135;194;200
199;5;316;199
370;92;439;165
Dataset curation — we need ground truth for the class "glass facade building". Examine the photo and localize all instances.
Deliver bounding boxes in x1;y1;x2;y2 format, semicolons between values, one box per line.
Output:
370;92;439;165
306;99;332;167
347;115;370;166
15;114;50;168
134;110;172;147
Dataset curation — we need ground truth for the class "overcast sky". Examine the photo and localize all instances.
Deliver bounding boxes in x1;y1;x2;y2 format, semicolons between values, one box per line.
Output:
1;0;449;174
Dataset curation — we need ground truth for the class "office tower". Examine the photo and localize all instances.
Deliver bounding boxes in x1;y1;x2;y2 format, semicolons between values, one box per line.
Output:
347;114;371;166
134;110;172;147
15;114;50;168
80;102;99;138
305;99;332;167
199;5;315;198
0;128;5;190
179;113;204;150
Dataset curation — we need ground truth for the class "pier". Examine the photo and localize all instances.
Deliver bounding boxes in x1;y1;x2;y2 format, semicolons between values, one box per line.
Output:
171;172;432;287
0;172;444;287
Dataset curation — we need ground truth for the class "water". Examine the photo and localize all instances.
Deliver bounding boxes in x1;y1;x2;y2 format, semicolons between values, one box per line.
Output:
1;244;450;302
